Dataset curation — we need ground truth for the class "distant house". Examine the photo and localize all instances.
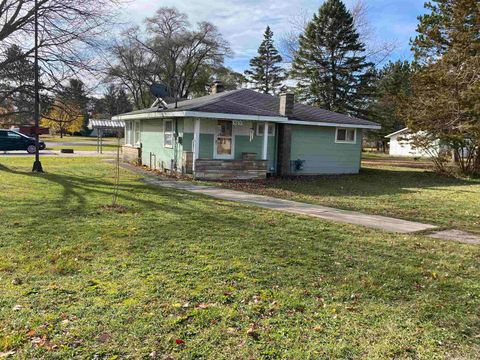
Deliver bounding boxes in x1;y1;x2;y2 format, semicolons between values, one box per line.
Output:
113;82;380;179
385;127;439;157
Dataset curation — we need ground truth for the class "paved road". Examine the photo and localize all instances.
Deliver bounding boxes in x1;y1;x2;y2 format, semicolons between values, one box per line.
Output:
0;150;116;157
46;141;116;146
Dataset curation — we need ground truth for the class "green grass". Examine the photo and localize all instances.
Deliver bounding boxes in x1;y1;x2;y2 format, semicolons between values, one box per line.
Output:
41;135;118;143
0;157;479;358
41;135;119;152
212;166;480;234
46;144;118;152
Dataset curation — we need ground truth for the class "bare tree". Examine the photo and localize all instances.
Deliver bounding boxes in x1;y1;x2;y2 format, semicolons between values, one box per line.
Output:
0;0;120;124
108;7;231;109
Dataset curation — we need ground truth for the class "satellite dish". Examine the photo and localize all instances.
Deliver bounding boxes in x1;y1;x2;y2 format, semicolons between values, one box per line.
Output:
149;83;168;98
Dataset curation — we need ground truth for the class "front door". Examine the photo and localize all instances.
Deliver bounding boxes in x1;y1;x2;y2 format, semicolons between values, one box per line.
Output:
215;120;234;159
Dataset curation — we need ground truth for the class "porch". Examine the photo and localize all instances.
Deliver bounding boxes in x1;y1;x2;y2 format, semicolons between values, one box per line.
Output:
187;118;274;179
189;158;268;180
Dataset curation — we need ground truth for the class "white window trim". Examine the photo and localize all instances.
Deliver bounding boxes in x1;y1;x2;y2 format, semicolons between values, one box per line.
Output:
335;128;356;144
125;121;134;146
164;119;174;148
256;123;274;136
213;120;235;159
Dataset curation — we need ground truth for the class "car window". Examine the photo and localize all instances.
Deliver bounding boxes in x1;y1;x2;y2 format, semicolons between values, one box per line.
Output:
8;131;22;138
0;131;8;138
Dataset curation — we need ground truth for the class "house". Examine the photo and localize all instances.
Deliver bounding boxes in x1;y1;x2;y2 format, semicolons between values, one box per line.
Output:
112;82;380;179
385;127;439;157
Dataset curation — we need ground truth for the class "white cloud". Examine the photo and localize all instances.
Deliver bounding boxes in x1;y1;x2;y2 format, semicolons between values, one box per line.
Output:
119;0;425;71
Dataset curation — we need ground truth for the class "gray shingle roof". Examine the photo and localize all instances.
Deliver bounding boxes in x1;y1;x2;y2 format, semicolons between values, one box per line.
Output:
119;89;378;127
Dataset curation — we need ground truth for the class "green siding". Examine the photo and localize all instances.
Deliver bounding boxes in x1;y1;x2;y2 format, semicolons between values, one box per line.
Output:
140;119;183;170
290;126;362;174
234;135;276;171
181;133;215;158
183;133;193;152
138;118;361;175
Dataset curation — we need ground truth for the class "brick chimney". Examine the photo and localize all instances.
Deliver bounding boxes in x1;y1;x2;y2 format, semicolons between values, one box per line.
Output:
210;80;225;94
279;92;294;117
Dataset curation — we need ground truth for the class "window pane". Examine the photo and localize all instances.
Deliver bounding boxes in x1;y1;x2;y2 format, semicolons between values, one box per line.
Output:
8;132;21;138
218;120;232;136
165;120;173;132
164;133;173;147
217;138;232;155
257;124;264;135
337;129;346;141
268;125;274;135
347;130;355;142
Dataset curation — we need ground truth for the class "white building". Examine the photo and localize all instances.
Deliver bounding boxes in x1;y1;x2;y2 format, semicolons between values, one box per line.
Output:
385;128;439;157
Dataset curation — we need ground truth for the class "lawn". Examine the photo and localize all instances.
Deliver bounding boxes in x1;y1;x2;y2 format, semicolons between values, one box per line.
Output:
41;135;120;152
41;135;118;143
46;144;118;152
0;157;479;358
212;165;480;234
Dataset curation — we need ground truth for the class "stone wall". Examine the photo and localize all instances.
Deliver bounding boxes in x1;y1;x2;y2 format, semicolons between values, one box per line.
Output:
122;145;141;164
194;159;267;180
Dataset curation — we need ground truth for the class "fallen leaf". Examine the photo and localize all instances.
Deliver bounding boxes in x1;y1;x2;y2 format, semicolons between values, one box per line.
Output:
246;324;259;340
175;339;185;345
0;350;16;358
97;332;111;343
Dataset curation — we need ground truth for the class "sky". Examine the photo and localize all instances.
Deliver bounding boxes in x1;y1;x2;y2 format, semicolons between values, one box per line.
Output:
119;0;427;72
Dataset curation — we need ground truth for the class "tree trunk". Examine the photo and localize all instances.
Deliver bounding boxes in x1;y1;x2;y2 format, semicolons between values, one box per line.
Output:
473;146;480;174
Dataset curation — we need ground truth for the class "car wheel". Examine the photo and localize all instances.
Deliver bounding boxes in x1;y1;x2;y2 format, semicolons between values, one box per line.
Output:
27;145;36;154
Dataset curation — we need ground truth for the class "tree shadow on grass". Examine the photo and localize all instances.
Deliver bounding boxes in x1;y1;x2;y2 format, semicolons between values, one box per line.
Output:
0;162;206;220
251;167;480;198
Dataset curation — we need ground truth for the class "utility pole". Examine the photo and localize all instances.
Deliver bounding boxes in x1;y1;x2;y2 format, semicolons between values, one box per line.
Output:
32;0;43;172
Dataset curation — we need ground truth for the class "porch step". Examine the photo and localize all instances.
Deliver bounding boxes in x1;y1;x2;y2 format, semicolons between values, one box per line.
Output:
195;159;267;171
195;169;267;180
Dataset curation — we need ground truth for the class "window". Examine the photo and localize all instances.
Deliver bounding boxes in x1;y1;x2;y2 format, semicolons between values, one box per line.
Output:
164;119;174;148
134;121;141;146
125;122;134;146
256;123;274;136
335;128;356;143
8;131;21;138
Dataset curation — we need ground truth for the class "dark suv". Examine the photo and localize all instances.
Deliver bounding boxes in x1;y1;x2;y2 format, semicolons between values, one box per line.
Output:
0;130;46;154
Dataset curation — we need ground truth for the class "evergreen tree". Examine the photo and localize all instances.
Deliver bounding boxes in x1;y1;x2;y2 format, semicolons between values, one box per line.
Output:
92;84;133;118
367;61;413;149
406;0;480;174
0;45;35;124
291;0;373;116
245;26;285;94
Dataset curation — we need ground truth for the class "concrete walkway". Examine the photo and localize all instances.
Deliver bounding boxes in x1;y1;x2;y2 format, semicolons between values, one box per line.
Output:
143;177;437;233
121;164;480;244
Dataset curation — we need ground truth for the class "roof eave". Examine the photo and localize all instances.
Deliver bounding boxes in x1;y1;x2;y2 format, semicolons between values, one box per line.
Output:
112;110;381;130
385;127;409;138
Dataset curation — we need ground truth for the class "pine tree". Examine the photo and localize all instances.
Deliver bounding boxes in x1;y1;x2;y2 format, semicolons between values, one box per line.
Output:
245;26;285;94
406;0;480;174
291;0;373;116
367;61;413;149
